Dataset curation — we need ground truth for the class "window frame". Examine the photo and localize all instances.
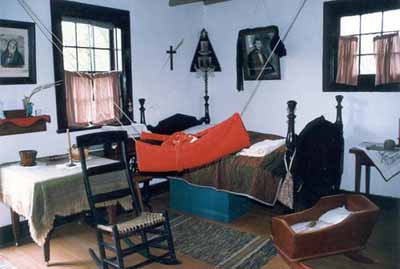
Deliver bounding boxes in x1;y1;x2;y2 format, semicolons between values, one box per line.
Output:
323;0;400;92
61;18;122;73
51;0;133;132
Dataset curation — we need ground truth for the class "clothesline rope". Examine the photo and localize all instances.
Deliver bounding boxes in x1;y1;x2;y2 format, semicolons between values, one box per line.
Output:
17;0;308;135
240;0;308;117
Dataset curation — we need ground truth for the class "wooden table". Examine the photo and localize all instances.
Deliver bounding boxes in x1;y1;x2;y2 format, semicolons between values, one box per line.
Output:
349;148;375;194
0;156;137;264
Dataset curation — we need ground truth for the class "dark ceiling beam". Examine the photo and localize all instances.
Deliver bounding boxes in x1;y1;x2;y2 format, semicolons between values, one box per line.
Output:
169;0;231;7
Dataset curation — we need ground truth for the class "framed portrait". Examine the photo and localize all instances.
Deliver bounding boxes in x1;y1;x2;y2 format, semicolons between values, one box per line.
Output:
240;26;281;81
0;19;36;85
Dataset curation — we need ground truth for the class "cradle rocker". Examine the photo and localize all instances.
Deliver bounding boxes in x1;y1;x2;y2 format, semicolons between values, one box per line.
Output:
271;194;379;269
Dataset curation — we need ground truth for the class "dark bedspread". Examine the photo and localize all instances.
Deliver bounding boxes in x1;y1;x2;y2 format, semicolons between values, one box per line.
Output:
174;131;286;206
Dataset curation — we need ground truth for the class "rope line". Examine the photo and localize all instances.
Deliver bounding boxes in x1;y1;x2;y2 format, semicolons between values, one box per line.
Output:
240;0;308;117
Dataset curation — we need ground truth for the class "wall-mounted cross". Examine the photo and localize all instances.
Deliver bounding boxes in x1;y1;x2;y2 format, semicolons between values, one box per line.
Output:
166;45;177;71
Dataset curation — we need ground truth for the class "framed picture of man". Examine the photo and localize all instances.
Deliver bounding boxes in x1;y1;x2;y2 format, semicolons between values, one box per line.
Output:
0;19;36;85
240;26;281;81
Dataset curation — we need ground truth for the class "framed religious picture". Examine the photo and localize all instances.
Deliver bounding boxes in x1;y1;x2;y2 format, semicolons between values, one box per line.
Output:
0;19;36;85
240;26;281;81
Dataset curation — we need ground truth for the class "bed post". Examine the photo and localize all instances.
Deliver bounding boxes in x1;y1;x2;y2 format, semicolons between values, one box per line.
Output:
286;100;297;158
335;95;343;129
139;98;146;125
335;95;344;180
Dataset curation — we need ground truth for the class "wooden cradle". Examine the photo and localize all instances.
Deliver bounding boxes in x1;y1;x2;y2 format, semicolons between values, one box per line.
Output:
271;194;380;269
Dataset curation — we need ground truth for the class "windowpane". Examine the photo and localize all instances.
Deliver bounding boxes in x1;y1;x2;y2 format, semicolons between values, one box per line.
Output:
78;48;93;71
61;21;76;46
116;28;122;50
360;55;376;75
77;23;92;47
361;12;382;34
360;34;376;54
340;15;360;36
117;50;122;71
94;26;110;48
94;49;111;71
63;47;77;71
383;9;400;32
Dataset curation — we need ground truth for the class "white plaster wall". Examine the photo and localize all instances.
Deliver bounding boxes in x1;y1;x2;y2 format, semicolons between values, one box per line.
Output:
0;0;203;226
202;0;400;198
1;0;398;228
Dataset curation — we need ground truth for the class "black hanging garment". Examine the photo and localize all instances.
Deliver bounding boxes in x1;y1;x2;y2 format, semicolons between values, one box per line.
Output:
292;116;344;208
236;26;287;91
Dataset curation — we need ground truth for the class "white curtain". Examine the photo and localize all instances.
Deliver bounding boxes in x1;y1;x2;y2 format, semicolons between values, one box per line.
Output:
64;71;121;127
374;34;400;86
336;36;359;86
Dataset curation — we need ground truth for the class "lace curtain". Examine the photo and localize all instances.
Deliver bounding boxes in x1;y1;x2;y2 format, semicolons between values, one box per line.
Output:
374;34;400;86
336;36;359;86
64;71;121;127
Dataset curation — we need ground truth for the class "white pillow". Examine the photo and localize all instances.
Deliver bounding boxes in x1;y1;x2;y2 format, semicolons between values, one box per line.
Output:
318;206;352;224
183;124;214;134
238;138;285;157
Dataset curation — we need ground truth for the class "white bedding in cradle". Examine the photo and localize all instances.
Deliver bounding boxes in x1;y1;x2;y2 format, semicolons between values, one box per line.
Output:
291;206;352;233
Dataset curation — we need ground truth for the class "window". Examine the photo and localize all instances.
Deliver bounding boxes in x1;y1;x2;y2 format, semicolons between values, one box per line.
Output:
323;0;400;92
61;19;123;72
51;0;133;132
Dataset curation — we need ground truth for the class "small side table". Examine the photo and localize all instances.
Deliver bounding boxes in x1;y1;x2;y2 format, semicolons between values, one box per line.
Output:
349;148;375;194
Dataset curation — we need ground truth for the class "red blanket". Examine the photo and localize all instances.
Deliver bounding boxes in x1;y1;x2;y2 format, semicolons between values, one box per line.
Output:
135;113;251;172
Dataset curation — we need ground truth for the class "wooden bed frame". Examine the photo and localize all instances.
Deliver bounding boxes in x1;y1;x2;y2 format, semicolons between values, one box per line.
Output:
135;95;344;208
285;95;343;165
137;95;344;166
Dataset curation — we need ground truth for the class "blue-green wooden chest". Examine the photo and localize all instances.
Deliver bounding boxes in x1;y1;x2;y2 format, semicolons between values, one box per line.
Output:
169;179;252;223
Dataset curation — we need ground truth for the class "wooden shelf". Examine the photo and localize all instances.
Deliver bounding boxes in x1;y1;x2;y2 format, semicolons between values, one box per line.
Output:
0;115;51;136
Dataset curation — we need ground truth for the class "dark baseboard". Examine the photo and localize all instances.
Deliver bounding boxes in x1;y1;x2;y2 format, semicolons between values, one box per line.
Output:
0;220;30;248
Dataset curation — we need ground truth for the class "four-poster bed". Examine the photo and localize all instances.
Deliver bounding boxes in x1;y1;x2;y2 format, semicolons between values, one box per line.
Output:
132;95;344;212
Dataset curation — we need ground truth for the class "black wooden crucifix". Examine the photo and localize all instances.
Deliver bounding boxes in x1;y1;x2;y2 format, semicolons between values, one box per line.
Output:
166;45;177;70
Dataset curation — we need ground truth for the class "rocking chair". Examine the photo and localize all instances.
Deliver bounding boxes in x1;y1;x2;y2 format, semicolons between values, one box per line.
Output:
77;131;180;269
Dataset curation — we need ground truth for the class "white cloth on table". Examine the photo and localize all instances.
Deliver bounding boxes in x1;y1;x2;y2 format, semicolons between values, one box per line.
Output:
356;142;400;181
0;156;131;246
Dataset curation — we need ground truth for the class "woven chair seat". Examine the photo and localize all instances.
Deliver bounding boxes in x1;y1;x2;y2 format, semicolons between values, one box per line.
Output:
98;212;165;234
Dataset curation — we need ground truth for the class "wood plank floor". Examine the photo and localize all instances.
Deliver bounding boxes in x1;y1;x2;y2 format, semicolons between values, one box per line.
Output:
0;193;398;269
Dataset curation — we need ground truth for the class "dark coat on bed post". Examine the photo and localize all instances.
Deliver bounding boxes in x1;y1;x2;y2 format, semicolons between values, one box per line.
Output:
291;95;344;210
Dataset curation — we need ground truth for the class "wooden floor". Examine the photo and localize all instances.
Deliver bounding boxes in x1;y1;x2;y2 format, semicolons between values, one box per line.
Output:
0;193;398;269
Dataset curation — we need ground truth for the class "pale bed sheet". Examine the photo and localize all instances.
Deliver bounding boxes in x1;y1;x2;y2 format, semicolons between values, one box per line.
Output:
0;156;131;246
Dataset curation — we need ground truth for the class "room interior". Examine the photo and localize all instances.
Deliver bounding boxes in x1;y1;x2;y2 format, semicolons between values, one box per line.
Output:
0;0;399;268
